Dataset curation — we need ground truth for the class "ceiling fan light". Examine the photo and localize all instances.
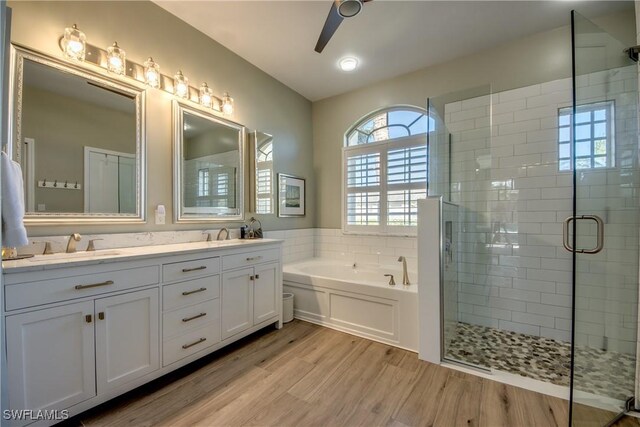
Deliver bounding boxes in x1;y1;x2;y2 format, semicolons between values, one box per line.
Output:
337;0;362;18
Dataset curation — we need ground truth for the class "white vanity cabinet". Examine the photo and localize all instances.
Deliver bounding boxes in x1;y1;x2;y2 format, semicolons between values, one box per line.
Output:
95;288;160;394
221;248;281;340
4;263;161;425
2;240;282;426
6;301;96;416
161;255;222;367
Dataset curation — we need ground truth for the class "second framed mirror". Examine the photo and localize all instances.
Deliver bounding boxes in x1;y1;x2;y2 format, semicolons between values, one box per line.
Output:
249;131;274;215
173;101;245;223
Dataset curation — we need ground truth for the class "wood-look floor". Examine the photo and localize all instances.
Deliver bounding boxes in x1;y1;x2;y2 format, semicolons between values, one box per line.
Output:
66;320;638;427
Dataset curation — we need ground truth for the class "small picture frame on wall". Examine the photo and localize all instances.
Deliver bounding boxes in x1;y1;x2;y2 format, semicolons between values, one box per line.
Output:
278;173;305;217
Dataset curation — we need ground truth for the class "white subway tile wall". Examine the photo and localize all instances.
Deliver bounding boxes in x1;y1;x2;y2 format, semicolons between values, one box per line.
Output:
444;69;639;353
314;229;417;268
263;229;315;264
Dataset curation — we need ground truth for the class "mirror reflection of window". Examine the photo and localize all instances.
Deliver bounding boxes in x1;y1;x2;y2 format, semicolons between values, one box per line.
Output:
255;133;274;214
182;111;239;215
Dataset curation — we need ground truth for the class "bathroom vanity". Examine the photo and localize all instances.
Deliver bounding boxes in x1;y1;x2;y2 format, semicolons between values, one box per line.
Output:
2;239;282;426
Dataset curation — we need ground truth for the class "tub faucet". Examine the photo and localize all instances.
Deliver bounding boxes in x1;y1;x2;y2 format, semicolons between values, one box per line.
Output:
66;233;82;253
398;256;410;285
216;228;230;241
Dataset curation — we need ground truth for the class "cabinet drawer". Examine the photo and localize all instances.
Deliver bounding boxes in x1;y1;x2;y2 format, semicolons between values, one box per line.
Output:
222;249;279;271
163;299;220;340
163;322;221;366
5;266;160;311
163;256;220;283
163;276;220;311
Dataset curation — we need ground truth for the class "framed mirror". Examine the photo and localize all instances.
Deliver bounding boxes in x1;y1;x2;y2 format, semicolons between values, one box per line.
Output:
8;45;146;224
249;131;274;214
173;101;245;223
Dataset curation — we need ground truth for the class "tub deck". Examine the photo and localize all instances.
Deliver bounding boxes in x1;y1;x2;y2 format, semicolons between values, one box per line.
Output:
283;258;418;351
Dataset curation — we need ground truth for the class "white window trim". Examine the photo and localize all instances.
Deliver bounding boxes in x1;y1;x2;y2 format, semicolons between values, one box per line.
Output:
558;100;615;172
342;134;426;236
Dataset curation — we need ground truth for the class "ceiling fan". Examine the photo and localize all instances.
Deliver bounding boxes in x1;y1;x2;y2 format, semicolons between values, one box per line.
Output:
314;0;372;53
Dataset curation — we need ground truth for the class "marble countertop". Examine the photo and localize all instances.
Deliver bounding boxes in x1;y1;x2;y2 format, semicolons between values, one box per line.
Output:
2;238;282;274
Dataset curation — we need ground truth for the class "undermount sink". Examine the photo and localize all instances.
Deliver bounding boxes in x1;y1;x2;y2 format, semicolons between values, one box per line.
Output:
27;250;122;262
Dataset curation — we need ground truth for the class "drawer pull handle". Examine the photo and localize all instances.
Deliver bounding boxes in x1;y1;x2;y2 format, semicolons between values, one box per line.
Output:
85;314;92;323
182;266;207;273
98;312;105;321
75;280;114;290
182;337;206;349
246;256;262;261
182;312;207;323
182;287;207;296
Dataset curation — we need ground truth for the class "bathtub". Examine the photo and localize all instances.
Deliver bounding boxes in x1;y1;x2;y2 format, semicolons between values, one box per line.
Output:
283;258;418;351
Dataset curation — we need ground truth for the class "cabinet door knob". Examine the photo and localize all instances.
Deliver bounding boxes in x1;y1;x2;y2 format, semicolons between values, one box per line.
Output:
98;312;105;320
85;314;92;323
255;274;260;280
250;275;254;281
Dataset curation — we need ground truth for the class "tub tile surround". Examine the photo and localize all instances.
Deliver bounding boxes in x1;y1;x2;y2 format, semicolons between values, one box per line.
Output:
266;228;417;268
444;68;639;353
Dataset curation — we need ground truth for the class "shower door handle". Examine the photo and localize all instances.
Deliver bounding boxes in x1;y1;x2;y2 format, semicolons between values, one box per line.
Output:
562;215;604;254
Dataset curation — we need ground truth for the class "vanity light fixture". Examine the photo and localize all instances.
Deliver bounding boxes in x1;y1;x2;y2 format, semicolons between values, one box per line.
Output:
106;42;126;75
222;92;234;115
58;27;237;113
143;57;161;88
174;70;189;99
62;24;86;61
199;82;213;108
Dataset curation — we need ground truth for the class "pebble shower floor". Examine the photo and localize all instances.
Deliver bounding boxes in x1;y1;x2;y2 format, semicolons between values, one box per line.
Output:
446;322;634;401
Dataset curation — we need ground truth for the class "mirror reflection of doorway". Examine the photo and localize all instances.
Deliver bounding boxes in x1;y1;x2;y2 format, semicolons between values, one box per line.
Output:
21;137;36;212
84;146;135;214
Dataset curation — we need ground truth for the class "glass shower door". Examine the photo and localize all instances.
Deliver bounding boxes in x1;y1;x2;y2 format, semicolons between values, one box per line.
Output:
571;10;639;424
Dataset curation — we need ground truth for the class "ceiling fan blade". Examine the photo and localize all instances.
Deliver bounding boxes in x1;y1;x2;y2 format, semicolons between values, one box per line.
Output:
314;1;343;53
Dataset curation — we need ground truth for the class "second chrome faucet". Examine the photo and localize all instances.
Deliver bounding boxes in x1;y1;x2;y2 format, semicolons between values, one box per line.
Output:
398;256;410;286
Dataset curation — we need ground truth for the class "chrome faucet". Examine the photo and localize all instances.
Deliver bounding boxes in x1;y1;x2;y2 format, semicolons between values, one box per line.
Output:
398;256;410;285
66;233;82;253
216;228;230;241
86;238;103;252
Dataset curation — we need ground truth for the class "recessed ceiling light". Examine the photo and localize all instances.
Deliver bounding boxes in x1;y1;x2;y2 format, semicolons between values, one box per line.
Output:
339;57;358;72
339;57;359;72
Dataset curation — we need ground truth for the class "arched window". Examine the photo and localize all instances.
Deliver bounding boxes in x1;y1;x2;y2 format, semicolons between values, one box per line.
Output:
343;106;429;235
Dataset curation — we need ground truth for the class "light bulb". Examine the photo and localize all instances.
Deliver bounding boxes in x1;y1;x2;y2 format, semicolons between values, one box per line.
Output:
106;42;126;75
174;70;189;99
144;57;160;88
62;24;86;61
222;92;234;115
199;82;213;108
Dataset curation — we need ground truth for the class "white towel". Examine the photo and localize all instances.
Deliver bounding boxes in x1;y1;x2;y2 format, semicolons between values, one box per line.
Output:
1;151;28;247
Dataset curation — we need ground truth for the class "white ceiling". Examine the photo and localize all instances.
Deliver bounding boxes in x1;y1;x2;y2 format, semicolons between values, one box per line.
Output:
154;1;634;101
24;60;135;113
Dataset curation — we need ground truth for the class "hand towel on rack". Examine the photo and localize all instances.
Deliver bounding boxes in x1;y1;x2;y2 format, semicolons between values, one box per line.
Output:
1;151;28;247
